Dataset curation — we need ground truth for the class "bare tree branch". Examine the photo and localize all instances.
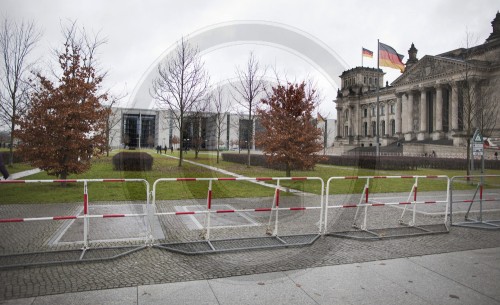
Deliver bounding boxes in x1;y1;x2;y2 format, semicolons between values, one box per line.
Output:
151;37;209;166
230;52;267;167
0;17;42;166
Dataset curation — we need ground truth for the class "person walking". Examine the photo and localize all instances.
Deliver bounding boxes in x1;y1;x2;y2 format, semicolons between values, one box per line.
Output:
0;153;10;180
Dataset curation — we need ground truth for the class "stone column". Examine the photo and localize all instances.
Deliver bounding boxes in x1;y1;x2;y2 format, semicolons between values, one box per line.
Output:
336;107;342;137
405;92;414;141
396;95;402;135
401;94;407;134
418;89;427;140
385;102;390;136
451;82;459;131
433;84;443;140
367;104;372;136
347;106;352;136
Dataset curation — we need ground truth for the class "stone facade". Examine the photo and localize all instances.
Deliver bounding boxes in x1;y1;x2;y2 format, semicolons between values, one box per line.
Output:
335;12;500;148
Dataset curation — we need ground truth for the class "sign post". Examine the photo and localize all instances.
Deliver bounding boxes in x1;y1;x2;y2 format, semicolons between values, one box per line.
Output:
471;129;484;174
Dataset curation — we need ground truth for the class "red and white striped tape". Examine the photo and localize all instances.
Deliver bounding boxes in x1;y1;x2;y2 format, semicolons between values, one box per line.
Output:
0;213;147;223
329;175;444;180
330;200;447;209
156;206;319;216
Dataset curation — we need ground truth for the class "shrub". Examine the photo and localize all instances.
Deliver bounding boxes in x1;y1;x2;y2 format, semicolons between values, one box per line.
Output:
222;153;500;171
112;152;153;171
221;153;316;171
0;151;24;163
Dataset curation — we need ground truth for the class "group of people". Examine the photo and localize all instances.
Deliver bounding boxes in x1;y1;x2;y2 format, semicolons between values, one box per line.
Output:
156;145;173;154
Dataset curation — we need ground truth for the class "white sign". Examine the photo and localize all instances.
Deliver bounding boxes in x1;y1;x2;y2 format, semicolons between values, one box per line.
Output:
473;143;484;156
473;130;483;143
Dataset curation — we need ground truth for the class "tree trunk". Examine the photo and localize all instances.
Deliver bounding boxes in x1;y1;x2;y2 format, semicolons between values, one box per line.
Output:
60;170;68;187
8;120;15;166
286;163;291;177
216;148;220;163
178;119;184;167
105;119;110;157
466;138;471;178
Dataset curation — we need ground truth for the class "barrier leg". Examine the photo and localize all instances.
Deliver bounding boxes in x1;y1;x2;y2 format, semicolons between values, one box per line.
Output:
399;178;418;224
273;181;281;236
81;181;89;260
203;180;213;240
266;184;278;235
353;179;370;230
464;184;480;221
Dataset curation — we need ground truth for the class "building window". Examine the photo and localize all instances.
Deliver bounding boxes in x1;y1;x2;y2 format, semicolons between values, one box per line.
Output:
390;104;395;114
344;109;349;119
363;108;367;118
391;119;396;135
381;105;385;116
364;77;367;84
381;120;386;135
344;126;349;137
371;106;375;116
364;122;368;136
371;121;376;136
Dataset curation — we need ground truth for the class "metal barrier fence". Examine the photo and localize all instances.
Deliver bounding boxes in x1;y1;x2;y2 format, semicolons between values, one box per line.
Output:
151;177;324;254
450;175;500;230
3;173;499;267
0;179;150;268
324;175;450;239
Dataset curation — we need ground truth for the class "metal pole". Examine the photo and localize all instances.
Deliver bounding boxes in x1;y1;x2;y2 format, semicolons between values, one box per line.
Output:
376;39;380;157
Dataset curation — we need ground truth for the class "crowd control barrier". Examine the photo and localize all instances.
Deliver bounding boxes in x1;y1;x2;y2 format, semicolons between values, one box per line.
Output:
324;175;450;239
0;179;151;268
151;177;324;254
449;175;500;230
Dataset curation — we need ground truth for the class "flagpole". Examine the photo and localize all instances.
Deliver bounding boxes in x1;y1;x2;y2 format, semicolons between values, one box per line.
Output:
361;47;363;67
376;39;380;157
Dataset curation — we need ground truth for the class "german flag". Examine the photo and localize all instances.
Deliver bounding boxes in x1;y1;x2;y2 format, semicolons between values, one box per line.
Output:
379;42;405;72
362;47;373;58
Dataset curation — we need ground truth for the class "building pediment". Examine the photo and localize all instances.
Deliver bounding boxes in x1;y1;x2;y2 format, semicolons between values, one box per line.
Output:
391;55;467;86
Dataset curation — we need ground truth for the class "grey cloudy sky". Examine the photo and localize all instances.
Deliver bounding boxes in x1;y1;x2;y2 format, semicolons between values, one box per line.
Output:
3;0;499;116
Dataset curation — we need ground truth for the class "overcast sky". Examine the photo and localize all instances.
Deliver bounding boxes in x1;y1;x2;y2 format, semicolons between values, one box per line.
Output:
3;0;499;117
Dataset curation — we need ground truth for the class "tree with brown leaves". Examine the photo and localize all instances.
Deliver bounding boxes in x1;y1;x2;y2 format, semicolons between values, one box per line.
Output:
15;24;109;181
257;81;324;177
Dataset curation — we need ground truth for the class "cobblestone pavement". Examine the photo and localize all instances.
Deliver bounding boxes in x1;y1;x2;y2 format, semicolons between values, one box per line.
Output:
1;214;500;301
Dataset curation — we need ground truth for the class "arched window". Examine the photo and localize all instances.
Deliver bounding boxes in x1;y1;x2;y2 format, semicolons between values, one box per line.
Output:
381;120;386;135
364;122;368;136
371;121;376;136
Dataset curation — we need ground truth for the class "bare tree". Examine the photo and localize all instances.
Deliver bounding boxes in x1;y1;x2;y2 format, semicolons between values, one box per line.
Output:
456;30;499;175
230;52;267;167
103;90;127;156
0;18;41;166
209;84;230;163
189;95;209;159
151;37;209;166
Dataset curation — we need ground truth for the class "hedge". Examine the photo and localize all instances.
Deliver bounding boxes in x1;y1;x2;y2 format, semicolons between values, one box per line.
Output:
112;152;153;171
0;151;24;163
222;153;500;171
221;153;315;171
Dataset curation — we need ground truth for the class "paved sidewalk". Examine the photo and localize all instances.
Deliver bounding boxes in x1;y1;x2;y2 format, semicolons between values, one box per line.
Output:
8;169;41;180
162;153;308;194
2;247;499;305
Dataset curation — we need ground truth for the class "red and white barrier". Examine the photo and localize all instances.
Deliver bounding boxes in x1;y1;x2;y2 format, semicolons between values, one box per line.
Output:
151;177;324;241
0;179;151;249
450;175;500;229
324;175;450;233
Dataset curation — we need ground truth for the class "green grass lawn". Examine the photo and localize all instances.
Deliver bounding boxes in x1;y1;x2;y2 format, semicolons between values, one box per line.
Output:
1;148;498;204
